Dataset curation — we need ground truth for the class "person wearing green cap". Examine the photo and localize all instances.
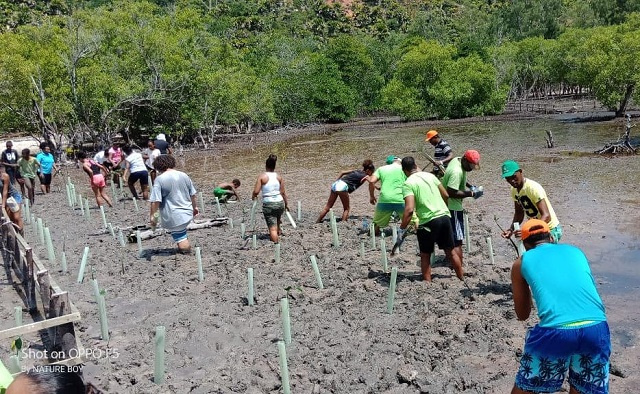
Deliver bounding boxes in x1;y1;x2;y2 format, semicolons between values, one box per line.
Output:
364;156;406;235
500;160;562;242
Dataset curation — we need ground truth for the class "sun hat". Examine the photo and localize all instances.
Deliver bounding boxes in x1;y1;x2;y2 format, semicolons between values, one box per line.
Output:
425;130;438;141
521;219;550;241
501;160;521;178
463;150;480;168
156;133;166;141
386;155;400;165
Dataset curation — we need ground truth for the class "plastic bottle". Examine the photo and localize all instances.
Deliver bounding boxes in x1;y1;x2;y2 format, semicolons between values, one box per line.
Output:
362;218;369;231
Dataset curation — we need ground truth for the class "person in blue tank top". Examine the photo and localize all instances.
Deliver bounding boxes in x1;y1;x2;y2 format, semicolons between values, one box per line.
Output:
510;219;610;394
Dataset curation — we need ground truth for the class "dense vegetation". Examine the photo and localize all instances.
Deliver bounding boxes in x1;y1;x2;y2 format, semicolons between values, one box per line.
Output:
0;0;639;145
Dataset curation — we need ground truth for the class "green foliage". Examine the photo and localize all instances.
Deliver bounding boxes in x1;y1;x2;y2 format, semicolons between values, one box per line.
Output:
1;0;639;142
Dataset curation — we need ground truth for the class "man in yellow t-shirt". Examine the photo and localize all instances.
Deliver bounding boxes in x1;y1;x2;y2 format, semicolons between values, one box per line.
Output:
500;160;562;242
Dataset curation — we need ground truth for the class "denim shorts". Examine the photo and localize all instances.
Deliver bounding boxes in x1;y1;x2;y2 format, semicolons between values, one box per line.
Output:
515;321;610;393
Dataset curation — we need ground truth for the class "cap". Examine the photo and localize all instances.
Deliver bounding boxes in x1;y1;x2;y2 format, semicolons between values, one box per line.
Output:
156;133;166;141
501;160;520;178
463;150;480;167
521;219;550;241
386;155;400;165
425;130;438;141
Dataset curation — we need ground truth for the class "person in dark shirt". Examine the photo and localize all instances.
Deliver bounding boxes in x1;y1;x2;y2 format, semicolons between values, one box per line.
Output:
1;141;20;185
425;129;453;177
154;133;172;155
316;159;375;223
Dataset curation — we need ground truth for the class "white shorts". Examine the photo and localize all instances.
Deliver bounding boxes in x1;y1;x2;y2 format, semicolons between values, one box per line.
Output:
6;196;21;213
331;180;349;193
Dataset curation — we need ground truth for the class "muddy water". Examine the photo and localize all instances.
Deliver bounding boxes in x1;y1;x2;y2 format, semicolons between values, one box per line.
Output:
184;116;639;366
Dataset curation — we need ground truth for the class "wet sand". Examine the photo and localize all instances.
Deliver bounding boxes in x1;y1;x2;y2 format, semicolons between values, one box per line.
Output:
1;114;638;393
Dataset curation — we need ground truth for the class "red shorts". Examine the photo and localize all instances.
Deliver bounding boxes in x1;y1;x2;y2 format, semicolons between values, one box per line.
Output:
91;174;106;188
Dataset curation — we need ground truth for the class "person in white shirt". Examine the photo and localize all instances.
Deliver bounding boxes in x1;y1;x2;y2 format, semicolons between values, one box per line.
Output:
122;145;149;200
142;139;161;183
252;154;289;243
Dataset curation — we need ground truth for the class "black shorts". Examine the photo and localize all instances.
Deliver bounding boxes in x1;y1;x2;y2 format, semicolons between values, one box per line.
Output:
449;210;464;246
416;215;455;254
128;171;149;186
40;173;52;186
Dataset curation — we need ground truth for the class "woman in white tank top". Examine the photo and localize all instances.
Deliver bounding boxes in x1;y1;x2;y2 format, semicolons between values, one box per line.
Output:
252;154;289;243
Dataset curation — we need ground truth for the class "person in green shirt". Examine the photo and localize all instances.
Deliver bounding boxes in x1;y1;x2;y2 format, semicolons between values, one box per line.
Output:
17;148;40;204
399;156;463;282
365;156;406;236
441;149;483;268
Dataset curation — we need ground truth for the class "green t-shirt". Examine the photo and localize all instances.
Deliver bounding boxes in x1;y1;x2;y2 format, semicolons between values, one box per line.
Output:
373;163;406;204
402;171;450;225
441;157;467;211
18;157;39;179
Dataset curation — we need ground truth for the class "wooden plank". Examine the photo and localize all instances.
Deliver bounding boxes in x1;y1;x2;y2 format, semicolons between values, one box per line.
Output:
37;270;51;315
25;248;36;311
0;312;81;340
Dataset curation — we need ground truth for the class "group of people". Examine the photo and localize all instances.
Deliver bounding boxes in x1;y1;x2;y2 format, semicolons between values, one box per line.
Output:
0;141;59;232
0;129;611;394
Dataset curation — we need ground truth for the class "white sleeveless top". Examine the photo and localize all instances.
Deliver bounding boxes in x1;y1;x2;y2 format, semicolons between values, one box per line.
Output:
261;172;283;203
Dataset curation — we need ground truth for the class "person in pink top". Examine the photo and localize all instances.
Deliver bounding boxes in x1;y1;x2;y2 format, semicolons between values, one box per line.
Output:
77;151;113;207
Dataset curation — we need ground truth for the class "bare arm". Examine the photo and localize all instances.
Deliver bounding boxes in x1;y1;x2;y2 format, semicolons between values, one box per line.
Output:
503;202;525;238
336;169;354;179
446;186;472;200
400;195;415;229
364;174;379;204
440;151;454;166
82;163;93;179
438;183;449;207
252;174;264;200
511;258;532;320
97;163;110;177
2;174;9;208
278;175;289;210
536;199;551;223
123;160;131;181
149;201;160;223
191;193;199;217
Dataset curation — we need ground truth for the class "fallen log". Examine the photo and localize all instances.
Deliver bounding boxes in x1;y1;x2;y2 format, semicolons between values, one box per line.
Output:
126;218;229;242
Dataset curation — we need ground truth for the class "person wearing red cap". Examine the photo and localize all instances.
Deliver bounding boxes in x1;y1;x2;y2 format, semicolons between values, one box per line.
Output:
441;150;483;266
510;219;609;394
425;130;453;176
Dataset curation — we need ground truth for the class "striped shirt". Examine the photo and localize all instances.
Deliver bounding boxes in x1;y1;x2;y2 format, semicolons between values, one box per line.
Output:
433;139;452;171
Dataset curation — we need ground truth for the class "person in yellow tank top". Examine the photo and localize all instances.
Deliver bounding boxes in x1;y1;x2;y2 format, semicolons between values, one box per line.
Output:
500;160;563;243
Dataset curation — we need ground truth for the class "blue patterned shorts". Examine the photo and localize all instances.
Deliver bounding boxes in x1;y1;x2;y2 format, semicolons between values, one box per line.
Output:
515;321;610;393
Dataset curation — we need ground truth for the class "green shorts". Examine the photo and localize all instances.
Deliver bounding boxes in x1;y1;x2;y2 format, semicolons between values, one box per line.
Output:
373;202;405;228
550;224;563;243
263;201;285;228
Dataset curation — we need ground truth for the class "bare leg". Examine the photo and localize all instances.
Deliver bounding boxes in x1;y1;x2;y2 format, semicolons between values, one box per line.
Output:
99;187;113;207
128;180;139;199
268;225;279;243
177;238;191;253
420;252;432;281
316;191;338;223
142;184;149;200
337;192;350;222
452;244;464;267
8;209;23;233
444;247;464;280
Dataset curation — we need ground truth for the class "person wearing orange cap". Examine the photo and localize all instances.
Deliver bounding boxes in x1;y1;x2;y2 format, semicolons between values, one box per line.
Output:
500;160;562;243
425;130;453;176
510;219;610;394
441;150;483;267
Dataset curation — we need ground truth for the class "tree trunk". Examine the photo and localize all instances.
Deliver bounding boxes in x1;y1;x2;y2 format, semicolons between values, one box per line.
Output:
615;84;635;117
